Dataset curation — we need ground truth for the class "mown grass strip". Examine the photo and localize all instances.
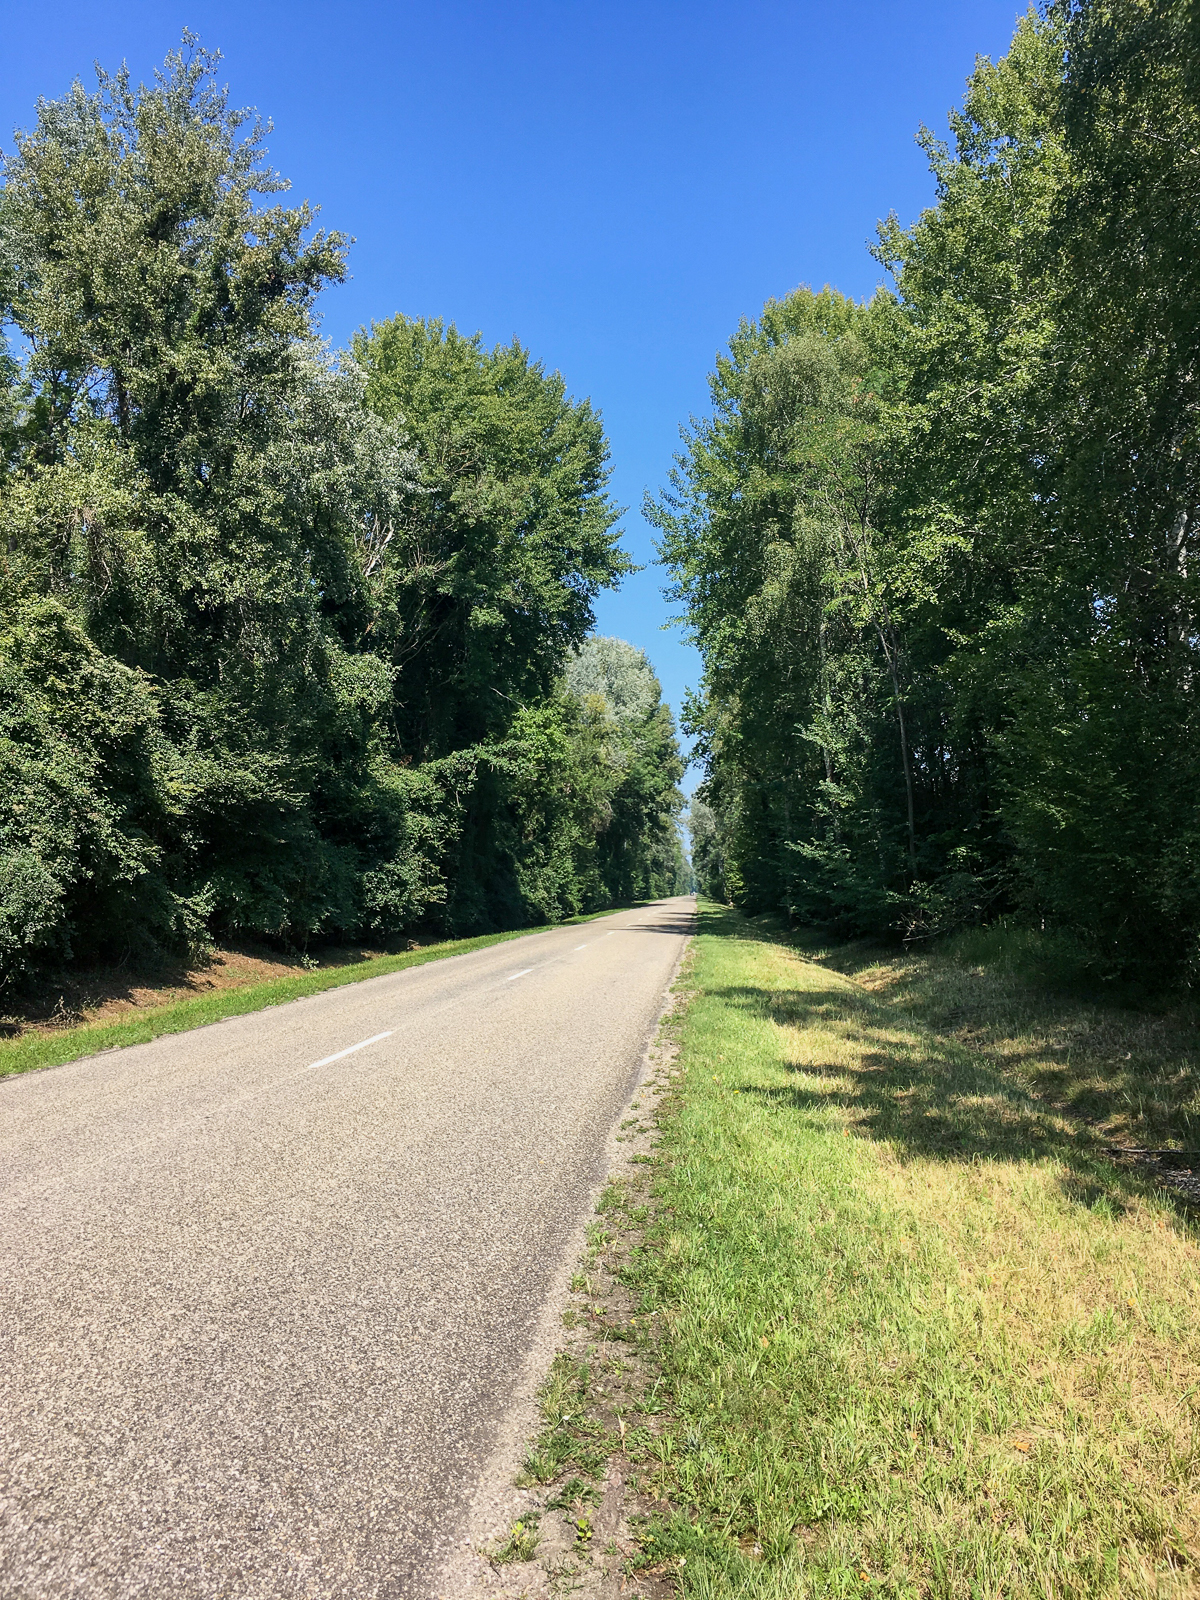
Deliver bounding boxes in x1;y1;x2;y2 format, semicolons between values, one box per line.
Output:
627;903;1200;1598
0;906;631;1081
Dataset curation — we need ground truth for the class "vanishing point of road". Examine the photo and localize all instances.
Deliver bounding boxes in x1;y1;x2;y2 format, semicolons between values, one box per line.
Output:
0;896;695;1598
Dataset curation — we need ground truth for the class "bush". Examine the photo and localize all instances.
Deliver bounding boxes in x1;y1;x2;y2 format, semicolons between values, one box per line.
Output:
0;599;205;986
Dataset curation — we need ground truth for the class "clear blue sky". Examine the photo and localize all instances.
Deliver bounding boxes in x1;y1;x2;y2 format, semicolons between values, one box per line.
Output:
2;1;1023;783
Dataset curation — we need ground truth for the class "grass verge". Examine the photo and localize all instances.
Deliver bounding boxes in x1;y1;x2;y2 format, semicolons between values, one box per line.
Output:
622;903;1200;1598
0;906;631;1082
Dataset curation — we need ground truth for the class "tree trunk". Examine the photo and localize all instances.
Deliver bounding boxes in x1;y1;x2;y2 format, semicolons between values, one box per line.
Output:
876;622;918;873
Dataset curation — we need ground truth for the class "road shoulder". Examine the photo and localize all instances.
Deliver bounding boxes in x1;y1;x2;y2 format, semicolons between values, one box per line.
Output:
434;935;690;1600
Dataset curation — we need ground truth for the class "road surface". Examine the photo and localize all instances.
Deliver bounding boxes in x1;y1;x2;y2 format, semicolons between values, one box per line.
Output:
0;896;694;1599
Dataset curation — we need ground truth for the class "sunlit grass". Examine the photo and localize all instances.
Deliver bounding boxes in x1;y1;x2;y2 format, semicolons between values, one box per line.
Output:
628;904;1200;1598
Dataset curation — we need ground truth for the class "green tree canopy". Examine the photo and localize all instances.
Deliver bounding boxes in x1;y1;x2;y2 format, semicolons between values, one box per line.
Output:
658;0;1200;981
351;315;630;760
0;40;679;987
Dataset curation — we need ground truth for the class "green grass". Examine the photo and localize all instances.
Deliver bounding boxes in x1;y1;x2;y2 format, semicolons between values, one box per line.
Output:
625;902;1200;1598
0;906;631;1081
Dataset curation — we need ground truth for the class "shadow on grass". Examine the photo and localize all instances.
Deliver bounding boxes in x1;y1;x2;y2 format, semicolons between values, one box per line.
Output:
696;903;1197;1223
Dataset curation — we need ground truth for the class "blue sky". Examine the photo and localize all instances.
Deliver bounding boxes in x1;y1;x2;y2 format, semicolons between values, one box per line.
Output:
2;0;1023;784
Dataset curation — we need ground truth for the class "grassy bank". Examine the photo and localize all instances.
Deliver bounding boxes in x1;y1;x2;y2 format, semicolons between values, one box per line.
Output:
627;904;1200;1597
0;906;632;1082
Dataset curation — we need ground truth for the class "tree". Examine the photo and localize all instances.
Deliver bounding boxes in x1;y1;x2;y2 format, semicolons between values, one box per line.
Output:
0;40;674;983
0;37;370;955
651;286;957;934
566;636;685;902
657;1;1200;979
686;796;724;901
351;316;630;760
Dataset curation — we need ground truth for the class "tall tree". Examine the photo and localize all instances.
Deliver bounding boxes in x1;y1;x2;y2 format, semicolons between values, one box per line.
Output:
351;316;630;760
0;41;673;984
566;636;686;902
659;1;1200;979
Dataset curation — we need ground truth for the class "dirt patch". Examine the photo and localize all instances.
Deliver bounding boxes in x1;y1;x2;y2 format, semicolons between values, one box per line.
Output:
0;940;403;1039
1104;1146;1200;1208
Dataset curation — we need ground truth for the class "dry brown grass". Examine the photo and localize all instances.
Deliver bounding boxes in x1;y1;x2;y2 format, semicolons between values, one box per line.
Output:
826;926;1200;1151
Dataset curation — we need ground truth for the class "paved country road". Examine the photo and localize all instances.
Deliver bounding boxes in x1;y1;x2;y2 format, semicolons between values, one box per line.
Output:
0;896;694;1600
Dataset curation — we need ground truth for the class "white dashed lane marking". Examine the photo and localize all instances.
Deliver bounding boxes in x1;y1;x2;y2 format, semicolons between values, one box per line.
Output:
307;1032;393;1071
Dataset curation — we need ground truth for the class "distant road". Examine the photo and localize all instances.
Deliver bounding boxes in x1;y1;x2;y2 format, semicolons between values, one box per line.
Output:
0;897;694;1598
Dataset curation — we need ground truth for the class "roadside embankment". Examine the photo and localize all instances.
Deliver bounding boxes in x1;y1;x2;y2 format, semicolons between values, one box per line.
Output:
0;906;638;1082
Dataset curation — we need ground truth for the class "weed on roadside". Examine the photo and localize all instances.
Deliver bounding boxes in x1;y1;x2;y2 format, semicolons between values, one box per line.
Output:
517;1355;614;1487
490;1514;542;1564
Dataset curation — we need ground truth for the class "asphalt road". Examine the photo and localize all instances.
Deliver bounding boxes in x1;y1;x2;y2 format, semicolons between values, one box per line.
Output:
0;896;694;1600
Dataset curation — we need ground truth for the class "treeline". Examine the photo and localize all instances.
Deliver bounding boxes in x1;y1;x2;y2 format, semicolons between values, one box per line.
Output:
0;43;685;987
656;0;1200;982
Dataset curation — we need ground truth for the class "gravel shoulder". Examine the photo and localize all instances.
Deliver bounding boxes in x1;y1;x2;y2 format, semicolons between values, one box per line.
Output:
434;937;689;1600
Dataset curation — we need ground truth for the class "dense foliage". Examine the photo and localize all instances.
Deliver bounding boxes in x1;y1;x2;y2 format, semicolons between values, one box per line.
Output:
0;41;684;987
657;0;1200;981
564;636;688;903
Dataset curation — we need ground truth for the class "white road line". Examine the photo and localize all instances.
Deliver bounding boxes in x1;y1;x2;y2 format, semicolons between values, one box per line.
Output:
575;944;588;951
506;968;533;981
306;1031;393;1071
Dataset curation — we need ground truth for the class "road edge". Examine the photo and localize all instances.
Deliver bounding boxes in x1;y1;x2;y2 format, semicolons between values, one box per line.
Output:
431;906;695;1598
